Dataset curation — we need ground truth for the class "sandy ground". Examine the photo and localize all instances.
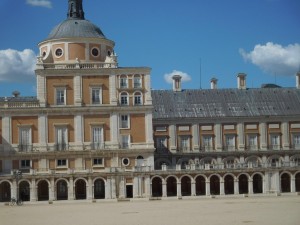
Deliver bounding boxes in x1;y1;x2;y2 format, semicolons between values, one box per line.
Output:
1;195;300;225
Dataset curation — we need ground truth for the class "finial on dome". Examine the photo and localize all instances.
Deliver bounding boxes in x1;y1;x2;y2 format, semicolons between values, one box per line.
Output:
67;0;85;19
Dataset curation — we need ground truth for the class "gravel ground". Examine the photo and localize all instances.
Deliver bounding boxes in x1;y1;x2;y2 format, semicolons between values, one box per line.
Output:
1;195;299;225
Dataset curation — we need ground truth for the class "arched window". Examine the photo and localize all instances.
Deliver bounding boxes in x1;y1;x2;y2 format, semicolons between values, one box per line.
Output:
133;75;142;88
120;92;129;106
119;75;128;89
134;92;143;105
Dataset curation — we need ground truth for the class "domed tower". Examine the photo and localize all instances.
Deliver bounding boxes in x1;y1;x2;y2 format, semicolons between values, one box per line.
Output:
38;0;115;65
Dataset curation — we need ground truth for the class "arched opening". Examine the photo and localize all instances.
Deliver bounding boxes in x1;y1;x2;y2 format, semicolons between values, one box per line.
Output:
281;173;291;193
0;182;11;202
151;177;162;197
19;181;30;201
37;180;49;201
136;155;144;167
224;175;234;195
210;175;220;195
239;174;248;194
57;180;68;200
181;176;191;196
75;179;87;200
94;179;105;199
195;176;206;196
166;177;177;197
296;173;300;192
253;174;263;194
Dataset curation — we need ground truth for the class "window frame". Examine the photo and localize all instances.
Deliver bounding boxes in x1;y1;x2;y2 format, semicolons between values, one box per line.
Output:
91;126;104;150
133;92;143;106
18;126;32;152
120;115;130;129
57;159;67;167
120;92;129;106
55;126;68;151
90;86;102;105
20;160;31;169
133;75;142;89
93;158;104;167
55;87;66;106
119;76;128;89
121;135;130;149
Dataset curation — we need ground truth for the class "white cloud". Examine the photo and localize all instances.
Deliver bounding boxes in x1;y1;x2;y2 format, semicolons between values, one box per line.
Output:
26;0;52;8
164;70;192;84
0;49;36;82
240;42;300;76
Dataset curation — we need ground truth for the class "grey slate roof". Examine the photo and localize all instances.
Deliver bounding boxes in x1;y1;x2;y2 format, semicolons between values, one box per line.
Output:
46;19;106;40
152;88;300;119
0;96;38;102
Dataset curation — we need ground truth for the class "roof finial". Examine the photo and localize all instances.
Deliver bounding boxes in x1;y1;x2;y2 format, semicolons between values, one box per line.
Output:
67;0;85;20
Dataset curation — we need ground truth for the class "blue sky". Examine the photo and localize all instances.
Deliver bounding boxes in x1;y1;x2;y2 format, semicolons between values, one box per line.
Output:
0;0;300;97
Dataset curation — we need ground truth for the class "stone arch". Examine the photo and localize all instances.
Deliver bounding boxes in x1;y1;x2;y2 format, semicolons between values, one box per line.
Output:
94;178;105;199
267;155;284;167
290;155;300;166
223;156;239;169
195;175;206;196
295;172;300;192
200;157;217;165
56;179;68;201
180;175;192;196
151;176;163;197
209;174;220;195
19;180;30;201
0;180;11;202
280;172;291;193
224;174;235;195
37;179;50;201
74;178;88;200
252;173;263;194
166;176;178;197
238;173;249;194
245;156;263;167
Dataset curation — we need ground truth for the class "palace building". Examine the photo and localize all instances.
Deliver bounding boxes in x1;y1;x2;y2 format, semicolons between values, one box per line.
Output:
0;0;300;203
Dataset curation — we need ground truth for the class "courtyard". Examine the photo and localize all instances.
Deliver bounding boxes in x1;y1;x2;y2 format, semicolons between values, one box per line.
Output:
1;195;299;225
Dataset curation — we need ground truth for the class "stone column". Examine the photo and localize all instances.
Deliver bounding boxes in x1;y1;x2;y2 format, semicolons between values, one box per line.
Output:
2;116;11;151
192;124;200;151
144;73;152;105
145;112;154;148
38;115;48;151
12;180;17;199
162;181;167;197
234;178;239;195
291;177;296;193
260;122;267;150
144;176;151;198
74;74;82;106
248;178;253;194
68;177;74;200
237;122;245;151
191;181;196;196
282;121;290;150
105;177;111;199
87;176;93;200
214;123;222;151
30;179;37;202
119;177;125;198
206;181;211;196
49;177;55;201
110;113;119;149
109;74;118;105
133;176;139;198
36;75;46;107
169;124;177;152
177;182;182;197
74;114;83;149
220;179;225;195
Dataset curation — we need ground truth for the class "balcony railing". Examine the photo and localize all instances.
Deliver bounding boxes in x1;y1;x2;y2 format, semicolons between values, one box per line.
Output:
18;145;33;152
200;146;214;152
37;62;118;70
246;145;259;151
54;144;69;151
223;145;236;152
268;145;282;151
90;142;105;150
290;144;300;150
0;101;40;108
179;146;191;152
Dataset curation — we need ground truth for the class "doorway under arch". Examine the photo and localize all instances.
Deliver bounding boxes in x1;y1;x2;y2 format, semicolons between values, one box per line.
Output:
56;180;68;200
296;173;300;192
37;180;49;201
75;179;87;200
253;174;263;194
210;175;220;195
224;175;234;195
166;177;177;197
181;176;191;196
0;181;11;202
152;177;163;197
195;176;206;196
239;174;248;194
281;173;291;193
94;179;105;199
19;181;30;201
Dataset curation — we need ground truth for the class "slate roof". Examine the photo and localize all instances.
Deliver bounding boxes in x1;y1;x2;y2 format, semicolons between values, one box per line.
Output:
152;88;300;119
0;96;38;102
46;19;106;40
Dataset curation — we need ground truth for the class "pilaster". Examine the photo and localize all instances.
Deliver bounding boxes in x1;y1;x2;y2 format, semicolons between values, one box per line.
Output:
237;122;245;150
30;179;37;202
68;177;74;200
87;176;93;200
144;73;152;105
145;112;154;148
206;181;211;196
282;121;290;150
192;124;200;151
49;177;55;201
234;178;239;194
260;122;267;150
177;182;182;197
36;75;46;107
74;75;82;106
2;116;11;151
110;113;119;149
214;123;222;151
162;181;167;197
38;114;48;151
169;124;177;152
74;114;83;148
109;74;117;105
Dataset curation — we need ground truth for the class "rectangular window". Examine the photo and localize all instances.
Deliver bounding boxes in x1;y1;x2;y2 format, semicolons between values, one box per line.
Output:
121;135;130;149
57;159;67;167
133;77;141;88
180;136;190;152
247;134;258;150
121;94;128;105
156;137;167;150
20;160;30;168
56;88;66;105
270;134;280;150
202;135;213;151
56;127;68;151
120;77;128;89
225;134;235;151
120;115;129;129
19;127;32;152
293;133;300;148
92;127;103;150
93;158;104;166
91;87;102;105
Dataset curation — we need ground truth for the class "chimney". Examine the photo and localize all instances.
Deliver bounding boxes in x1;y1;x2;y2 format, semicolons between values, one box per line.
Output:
172;75;182;92
237;73;247;90
296;72;300;89
210;77;218;89
12;91;20;98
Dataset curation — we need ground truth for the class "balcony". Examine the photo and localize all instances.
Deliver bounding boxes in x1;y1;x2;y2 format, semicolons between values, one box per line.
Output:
178;146;191;153
18;145;33;152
